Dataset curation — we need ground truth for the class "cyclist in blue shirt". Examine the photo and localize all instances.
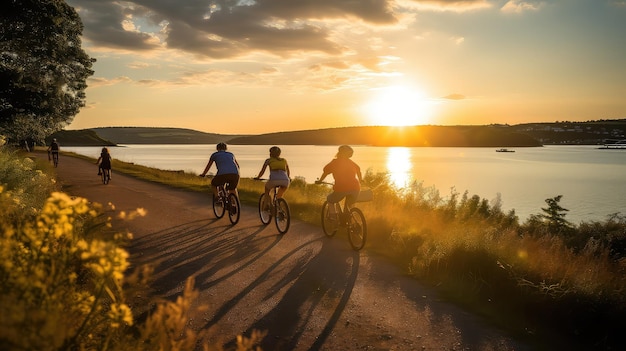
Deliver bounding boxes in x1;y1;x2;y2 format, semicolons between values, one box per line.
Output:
200;142;240;197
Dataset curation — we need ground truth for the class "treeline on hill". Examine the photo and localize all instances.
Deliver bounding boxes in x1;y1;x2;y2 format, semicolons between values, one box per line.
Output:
53;125;543;147
228;125;542;147
52;119;626;147
45;129;116;146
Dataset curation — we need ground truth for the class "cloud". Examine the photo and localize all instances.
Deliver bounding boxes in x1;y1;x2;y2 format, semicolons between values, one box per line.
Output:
87;76;133;88
67;0;400;59
443;93;465;100
405;0;492;12
127;61;159;69
501;0;544;14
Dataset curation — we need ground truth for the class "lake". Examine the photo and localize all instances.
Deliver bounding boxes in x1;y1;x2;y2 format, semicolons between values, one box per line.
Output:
62;144;626;224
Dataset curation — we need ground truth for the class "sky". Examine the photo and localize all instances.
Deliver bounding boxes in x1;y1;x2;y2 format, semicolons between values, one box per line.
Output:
64;0;626;134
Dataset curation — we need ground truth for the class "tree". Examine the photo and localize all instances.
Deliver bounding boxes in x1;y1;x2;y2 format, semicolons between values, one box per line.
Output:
530;195;573;236
0;0;94;145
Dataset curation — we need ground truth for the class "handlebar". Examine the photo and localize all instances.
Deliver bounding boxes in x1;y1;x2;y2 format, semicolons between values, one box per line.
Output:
315;180;333;185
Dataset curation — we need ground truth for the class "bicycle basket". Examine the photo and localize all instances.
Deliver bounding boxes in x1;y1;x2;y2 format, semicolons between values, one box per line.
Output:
356;188;373;202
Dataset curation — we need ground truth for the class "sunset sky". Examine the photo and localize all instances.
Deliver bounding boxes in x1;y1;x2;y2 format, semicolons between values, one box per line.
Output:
65;0;626;134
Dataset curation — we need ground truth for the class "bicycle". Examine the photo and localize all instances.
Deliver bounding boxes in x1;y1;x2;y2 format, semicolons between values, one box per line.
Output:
255;178;291;234
100;168;111;184
315;181;371;251
49;151;59;167
209;180;241;225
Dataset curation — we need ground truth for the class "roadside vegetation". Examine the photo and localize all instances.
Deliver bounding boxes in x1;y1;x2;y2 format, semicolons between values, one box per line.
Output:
3;148;625;350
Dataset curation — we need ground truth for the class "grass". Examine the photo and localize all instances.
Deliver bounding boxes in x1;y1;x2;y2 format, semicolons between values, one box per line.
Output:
45;150;626;349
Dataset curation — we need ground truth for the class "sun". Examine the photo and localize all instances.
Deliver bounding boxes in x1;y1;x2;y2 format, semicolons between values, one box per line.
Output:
362;85;434;127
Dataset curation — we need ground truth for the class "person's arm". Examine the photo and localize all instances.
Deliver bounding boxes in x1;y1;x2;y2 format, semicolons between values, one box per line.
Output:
285;161;291;179
96;156;102;165
256;159;269;179
318;171;329;182
200;160;214;176
318;161;332;182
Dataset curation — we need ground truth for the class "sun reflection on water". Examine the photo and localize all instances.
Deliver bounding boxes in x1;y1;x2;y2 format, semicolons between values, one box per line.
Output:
386;147;413;188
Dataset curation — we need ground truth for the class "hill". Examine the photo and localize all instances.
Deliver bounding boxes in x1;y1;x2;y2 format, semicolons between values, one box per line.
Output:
47;129;116;146
52;119;626;147
228;125;542;147
90;127;244;144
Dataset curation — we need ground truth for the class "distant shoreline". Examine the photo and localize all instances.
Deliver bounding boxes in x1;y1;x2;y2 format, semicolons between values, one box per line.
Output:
51;120;626;147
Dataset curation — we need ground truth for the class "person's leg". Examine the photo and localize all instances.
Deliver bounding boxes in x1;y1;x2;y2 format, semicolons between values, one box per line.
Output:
225;174;240;197
327;192;346;215
276;186;288;199
211;176;224;198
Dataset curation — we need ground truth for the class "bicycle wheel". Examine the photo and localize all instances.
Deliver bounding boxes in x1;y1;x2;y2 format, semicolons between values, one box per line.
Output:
102;170;110;184
258;194;272;225
212;189;226;218
53;153;59;167
321;201;338;237
347;207;367;251
274;198;291;234
228;193;240;225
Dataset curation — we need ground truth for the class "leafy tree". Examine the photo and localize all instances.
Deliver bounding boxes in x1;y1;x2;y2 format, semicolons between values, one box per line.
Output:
0;0;94;145
540;195;572;230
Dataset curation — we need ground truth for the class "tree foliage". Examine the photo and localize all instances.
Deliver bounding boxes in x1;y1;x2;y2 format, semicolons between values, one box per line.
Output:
0;0;94;144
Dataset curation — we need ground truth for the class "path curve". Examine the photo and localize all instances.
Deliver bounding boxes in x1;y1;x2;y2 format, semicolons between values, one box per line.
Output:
51;152;530;351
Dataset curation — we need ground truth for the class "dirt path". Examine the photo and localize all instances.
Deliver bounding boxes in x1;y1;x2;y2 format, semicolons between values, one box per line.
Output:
51;152;530;351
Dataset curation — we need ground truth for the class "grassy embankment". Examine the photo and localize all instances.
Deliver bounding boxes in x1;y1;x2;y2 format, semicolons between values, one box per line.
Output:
66;150;626;349
3;147;624;350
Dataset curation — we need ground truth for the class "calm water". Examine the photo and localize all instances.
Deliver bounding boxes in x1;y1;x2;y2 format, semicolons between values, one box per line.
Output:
63;144;626;223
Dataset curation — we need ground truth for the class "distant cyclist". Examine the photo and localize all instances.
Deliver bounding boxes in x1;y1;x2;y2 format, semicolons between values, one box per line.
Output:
200;142;240;197
47;138;60;166
255;146;291;203
96;147;112;178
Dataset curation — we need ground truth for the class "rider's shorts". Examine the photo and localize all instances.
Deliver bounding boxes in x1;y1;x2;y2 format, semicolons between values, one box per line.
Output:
212;173;239;190
266;179;290;191
327;190;360;206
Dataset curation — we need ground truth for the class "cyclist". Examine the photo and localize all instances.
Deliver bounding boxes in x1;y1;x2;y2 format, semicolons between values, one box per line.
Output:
255;146;291;207
47;138;60;163
200;142;240;197
317;145;363;218
96;147;112;178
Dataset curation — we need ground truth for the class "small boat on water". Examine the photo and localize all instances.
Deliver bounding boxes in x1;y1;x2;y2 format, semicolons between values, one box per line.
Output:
599;139;626;149
496;148;515;152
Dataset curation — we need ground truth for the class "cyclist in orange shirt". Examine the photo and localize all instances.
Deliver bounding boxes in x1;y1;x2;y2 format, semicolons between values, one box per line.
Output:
317;145;363;217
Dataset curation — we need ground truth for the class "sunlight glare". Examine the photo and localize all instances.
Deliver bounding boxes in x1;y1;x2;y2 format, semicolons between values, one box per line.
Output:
363;85;434;127
386;147;412;188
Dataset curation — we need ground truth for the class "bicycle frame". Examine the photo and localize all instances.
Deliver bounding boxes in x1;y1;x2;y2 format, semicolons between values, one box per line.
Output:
257;179;291;234
211;181;240;225
101;168;111;184
317;181;368;251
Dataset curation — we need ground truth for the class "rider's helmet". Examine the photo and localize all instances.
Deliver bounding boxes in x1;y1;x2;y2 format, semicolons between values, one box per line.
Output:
269;146;281;157
337;145;354;158
216;142;227;151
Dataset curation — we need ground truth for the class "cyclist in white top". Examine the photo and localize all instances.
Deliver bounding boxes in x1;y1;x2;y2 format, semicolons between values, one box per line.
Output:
255;146;291;202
